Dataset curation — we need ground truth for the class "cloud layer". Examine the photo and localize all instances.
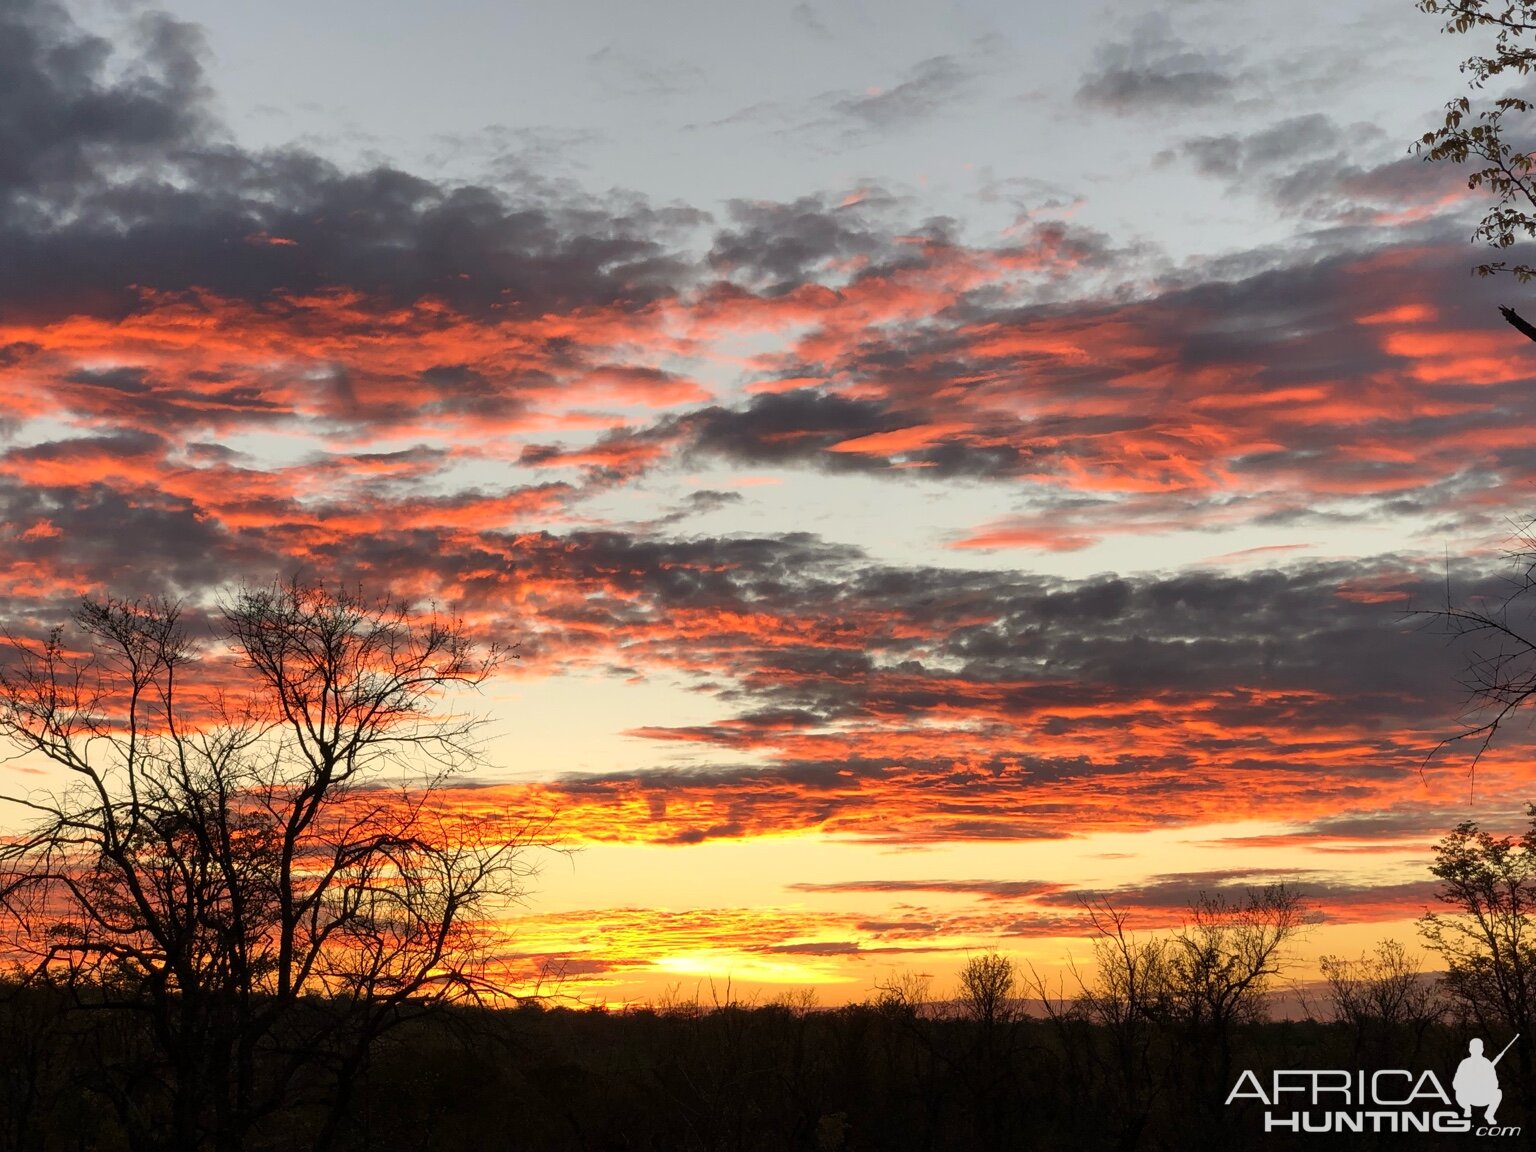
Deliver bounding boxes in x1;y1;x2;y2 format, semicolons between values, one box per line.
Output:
2;0;1531;997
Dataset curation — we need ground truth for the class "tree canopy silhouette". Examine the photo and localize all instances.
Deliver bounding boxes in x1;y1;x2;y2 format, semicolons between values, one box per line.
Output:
0;580;537;1152
1417;1;1536;337
1420;809;1536;1120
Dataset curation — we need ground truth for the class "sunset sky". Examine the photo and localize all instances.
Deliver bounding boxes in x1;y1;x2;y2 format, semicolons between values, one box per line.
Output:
6;0;1536;1005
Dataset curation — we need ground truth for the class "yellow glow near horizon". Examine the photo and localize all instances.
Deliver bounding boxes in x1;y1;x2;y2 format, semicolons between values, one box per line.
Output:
480;817;1451;1008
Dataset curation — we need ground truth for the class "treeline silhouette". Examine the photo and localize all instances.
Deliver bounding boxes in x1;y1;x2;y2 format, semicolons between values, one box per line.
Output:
0;945;1505;1152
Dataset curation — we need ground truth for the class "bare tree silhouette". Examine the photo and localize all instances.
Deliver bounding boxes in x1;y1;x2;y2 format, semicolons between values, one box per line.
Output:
1413;528;1536;790
0;580;539;1152
1320;939;1445;1063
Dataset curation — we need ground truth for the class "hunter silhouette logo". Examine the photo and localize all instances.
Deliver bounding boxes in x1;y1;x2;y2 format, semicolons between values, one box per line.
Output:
1226;1035;1523;1135
1455;1035;1517;1125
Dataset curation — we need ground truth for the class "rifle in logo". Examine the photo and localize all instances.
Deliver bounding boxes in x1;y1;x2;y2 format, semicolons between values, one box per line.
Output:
1455;1034;1518;1125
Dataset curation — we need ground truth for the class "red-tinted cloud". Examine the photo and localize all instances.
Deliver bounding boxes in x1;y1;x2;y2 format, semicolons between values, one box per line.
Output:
1;0;1527;995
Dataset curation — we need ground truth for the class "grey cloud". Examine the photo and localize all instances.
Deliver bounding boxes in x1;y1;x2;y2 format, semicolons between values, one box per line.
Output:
833;55;973;132
1077;18;1238;113
690;42;988;141
673;227;1525;509
0;0;208;207
787;879;1066;901
0;477;236;597
1164;112;1461;227
762;941;861;955
1175;114;1349;181
683;390;894;469
469;530;1487;758
1198;807;1483;848
0;0;696;332
791;3;833;40
707;195;894;292
652;489;743;526
1050;872;1439;921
